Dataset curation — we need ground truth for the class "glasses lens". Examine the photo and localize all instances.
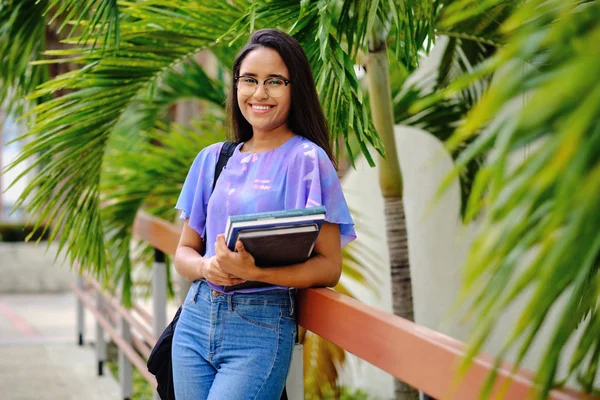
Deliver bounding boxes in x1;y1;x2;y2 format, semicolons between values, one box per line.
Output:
265;78;286;97
237;78;257;96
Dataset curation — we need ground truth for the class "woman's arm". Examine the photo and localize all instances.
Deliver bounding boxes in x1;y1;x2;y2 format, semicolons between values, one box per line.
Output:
175;220;246;286
214;222;342;288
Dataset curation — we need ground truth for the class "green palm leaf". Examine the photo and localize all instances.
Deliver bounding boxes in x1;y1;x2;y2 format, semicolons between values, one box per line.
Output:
391;1;511;216
437;0;600;396
394;45;492;216
0;0;49;116
4;1;249;300
47;0;120;49
119;58;228;139
303;330;347;400
101;116;226;303
99;49;231;302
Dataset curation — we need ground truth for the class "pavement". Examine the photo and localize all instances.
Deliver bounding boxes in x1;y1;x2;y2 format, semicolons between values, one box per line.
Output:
0;292;121;400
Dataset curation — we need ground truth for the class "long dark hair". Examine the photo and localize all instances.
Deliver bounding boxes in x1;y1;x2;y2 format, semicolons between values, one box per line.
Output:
226;29;335;166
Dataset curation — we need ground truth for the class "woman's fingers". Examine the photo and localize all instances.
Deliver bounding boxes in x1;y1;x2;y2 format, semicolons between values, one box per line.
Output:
204;256;244;286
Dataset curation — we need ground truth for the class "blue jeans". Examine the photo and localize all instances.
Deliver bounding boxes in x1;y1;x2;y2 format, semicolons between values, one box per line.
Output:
172;280;297;399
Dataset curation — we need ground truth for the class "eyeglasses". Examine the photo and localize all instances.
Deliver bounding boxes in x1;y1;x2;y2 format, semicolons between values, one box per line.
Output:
235;76;291;98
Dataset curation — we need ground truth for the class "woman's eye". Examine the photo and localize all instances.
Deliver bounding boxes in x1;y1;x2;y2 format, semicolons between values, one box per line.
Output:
242;78;257;84
268;79;283;86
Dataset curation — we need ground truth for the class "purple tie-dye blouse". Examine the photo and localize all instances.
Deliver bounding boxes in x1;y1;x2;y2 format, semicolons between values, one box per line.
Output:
175;135;356;293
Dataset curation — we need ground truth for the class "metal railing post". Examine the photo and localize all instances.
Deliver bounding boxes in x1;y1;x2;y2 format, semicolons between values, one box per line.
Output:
286;343;304;400
95;285;106;376
152;248;167;337
119;288;133;400
76;275;85;346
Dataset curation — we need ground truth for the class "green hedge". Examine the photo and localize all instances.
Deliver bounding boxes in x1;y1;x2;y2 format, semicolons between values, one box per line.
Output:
0;223;51;242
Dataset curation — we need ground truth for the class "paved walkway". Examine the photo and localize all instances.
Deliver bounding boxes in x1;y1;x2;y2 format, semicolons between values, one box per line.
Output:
0;293;121;400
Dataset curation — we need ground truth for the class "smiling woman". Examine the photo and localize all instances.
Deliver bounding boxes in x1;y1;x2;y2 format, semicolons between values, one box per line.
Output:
170;29;356;399
235;46;293;144
226;30;335;165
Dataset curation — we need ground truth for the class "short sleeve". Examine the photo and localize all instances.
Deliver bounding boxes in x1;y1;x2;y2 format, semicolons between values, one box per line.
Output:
284;142;356;247
175;143;222;237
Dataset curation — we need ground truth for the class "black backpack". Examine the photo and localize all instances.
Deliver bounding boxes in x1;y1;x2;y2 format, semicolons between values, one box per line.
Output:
146;142;289;400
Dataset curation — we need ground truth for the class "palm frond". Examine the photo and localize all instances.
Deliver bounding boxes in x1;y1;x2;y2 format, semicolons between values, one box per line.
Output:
160;59;227;107
435;0;512;48
338;0;435;71
392;1;513;215
394;35;497;215
294;1;384;166
47;0;120;50
98;53;231;303
303;330;347;400
5;1;248;291
0;0;49;116
338;206;383;295
101;116;226;304
121;58;228;138
439;0;600;396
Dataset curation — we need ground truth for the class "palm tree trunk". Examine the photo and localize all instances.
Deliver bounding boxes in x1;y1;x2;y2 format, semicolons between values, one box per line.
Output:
367;23;418;400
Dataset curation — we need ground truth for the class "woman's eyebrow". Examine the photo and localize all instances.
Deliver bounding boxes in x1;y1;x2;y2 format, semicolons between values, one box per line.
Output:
238;72;288;79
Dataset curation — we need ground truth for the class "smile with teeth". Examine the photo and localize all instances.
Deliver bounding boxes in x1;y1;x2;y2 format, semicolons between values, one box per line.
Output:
250;104;274;112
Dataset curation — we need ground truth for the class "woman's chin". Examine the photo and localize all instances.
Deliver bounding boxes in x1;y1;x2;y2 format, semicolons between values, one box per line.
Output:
248;121;278;132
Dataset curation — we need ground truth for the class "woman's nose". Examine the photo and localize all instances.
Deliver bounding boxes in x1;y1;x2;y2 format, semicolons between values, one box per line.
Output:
253;83;269;99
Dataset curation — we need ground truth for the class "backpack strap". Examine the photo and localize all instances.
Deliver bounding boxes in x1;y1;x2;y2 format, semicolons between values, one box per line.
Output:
212;141;237;192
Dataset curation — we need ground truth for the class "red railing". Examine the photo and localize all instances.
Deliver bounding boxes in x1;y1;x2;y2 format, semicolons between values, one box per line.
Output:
73;211;596;400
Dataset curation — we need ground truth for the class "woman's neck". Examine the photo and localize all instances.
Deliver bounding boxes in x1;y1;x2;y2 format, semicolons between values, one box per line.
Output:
243;124;295;153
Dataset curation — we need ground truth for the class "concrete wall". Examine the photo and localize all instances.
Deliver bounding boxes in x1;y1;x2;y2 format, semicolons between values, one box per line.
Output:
0;242;74;293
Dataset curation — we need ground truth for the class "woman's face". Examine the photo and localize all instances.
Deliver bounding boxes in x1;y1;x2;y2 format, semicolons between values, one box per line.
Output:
237;47;292;134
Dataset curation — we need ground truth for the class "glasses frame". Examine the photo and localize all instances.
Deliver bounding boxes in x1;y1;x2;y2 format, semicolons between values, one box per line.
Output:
235;75;291;98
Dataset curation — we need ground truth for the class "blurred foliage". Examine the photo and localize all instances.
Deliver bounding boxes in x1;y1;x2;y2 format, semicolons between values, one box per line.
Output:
0;0;49;116
101;116;227;302
428;0;600;397
46;0;121;49
306;382;372;400
392;0;513;215
3;0;250;293
107;357;154;400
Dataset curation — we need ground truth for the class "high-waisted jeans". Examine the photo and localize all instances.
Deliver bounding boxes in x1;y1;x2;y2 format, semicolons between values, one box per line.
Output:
172;280;297;399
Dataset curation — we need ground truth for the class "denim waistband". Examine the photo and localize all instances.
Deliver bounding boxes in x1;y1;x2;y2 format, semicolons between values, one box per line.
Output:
194;280;296;308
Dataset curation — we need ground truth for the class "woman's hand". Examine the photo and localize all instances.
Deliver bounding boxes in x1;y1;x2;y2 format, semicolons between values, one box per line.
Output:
201;256;246;287
214;234;259;281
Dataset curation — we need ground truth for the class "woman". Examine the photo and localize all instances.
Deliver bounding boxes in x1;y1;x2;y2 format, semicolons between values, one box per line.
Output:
172;29;356;399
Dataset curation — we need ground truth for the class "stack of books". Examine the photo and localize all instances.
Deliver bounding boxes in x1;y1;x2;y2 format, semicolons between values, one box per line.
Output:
223;206;326;291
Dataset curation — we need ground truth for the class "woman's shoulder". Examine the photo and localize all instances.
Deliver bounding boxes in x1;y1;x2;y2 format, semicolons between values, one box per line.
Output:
201;141;226;157
287;136;328;159
190;141;227;164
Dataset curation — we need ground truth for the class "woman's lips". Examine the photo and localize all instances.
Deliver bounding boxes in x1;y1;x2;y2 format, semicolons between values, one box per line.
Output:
249;104;275;114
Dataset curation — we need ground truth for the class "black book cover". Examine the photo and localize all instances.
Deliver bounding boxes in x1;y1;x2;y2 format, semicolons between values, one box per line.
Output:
222;225;319;292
